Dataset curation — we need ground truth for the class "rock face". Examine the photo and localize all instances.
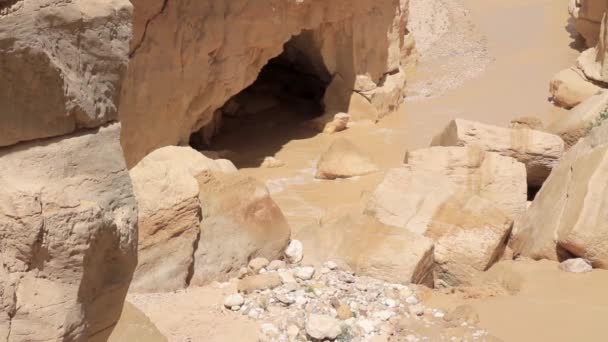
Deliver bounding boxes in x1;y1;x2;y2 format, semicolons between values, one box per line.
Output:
549;67;601;109
571;0;608;47
511;121;608;267
191;171;291;285
547;90;608;147
120;0;415;166
297;214;435;286
129;147;226;292
316;138;379;179
0;124;137;341
432;119;565;187
0;0;132;147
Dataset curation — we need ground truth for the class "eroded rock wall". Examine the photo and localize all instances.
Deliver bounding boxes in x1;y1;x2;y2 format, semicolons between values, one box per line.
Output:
120;0;414;166
0;1;136;340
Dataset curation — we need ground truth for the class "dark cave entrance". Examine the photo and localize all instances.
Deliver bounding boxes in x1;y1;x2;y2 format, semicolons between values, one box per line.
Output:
189;31;331;167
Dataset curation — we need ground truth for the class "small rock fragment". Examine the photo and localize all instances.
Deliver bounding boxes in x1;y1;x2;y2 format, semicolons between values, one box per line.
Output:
285;240;304;264
305;314;342;340
559;258;593;273
408;304;425;316
337;304;353;320
224;294;245;308
295;266;316;280
238;274;283;293
249;257;270;274
267;259;287;271
261;156;286;168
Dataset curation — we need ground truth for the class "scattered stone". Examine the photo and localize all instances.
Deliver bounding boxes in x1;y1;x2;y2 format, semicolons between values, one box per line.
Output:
337;305;354;320
276;293;295;305
285;240;304;264
278;271;297;284
324;261;339;270
238;274;283;293
356;319;376;335
267;260;287;271
305;314;342;340
559;258;593;273
405;296;419;305
224;294;245;308
260;323;280;338
295;266;316;280
287;325;300;339
323;113;351;134
249;257;270;274
373;310;395;321
261;156;286;168
238;267;249;279
550;67;601;109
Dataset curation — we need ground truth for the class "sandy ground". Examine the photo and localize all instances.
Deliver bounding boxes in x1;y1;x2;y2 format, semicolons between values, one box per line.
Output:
110;1;606;341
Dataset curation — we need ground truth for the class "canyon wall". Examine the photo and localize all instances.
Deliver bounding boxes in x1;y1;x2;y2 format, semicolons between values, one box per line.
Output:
120;0;414;166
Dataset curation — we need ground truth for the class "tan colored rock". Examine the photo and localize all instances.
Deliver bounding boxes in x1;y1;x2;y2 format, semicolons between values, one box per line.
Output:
108;302;168;342
547;91;608;147
237;274;283;294
431;119;565;187
365;164;514;287
315;138;379;180
0;124;137;341
297;214;435;286
121;0;414;166
427;194;513;287
0;0;132;147
129;147;228;292
191;172;291;285
324;113;351;134
511;121;608;267
570;0;608;47
400;146;528;219
261;156;286;168
509;116;544;130
549;67;601;109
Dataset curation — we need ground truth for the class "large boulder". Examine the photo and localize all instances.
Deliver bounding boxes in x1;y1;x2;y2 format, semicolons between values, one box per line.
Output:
511;120;608;267
0;124;137;341
431;119;565;187
549;67;601;109
315;138;379;180
0;0;132;147
120;0;414;166
547;90;608;147
129;146;228;292
190;171;291;285
297;213;435;286
400;146;528;219
364;164;514;287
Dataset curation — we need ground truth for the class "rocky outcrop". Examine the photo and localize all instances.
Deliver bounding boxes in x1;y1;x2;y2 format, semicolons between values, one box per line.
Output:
431;119;565;187
191;171;291;285
511;120;608;267
120;0;415;166
0;0;132;147
549;67;601;108
570;0;608;47
315;138;379;179
547;91;608;147
0;124;137;341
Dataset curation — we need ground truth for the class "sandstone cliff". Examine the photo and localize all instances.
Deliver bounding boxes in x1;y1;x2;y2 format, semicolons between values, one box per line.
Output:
120;0;414;166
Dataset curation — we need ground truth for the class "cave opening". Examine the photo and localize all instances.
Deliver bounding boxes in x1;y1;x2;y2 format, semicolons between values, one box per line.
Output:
189;30;332;168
